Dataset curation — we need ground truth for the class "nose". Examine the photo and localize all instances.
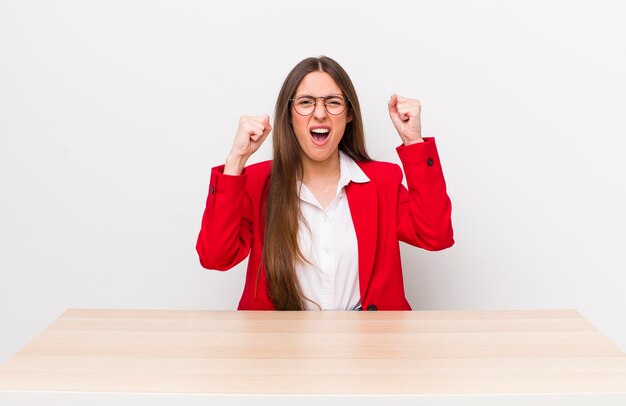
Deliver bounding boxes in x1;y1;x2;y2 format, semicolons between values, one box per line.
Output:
312;98;328;120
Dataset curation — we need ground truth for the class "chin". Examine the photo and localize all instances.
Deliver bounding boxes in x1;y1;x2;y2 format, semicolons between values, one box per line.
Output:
303;148;337;163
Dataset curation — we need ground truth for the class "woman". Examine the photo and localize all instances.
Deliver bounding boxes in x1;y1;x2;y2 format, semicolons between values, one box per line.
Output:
196;56;454;311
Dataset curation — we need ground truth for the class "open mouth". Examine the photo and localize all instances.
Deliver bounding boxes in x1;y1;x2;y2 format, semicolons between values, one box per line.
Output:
310;127;331;145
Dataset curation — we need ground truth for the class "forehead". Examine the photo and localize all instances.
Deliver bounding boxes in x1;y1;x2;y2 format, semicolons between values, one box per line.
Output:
295;71;342;96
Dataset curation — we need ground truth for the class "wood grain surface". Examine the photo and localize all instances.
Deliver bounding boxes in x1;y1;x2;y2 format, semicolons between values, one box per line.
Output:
1;308;625;395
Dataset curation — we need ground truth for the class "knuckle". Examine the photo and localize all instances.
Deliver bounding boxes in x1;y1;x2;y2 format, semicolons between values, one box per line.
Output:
239;117;251;128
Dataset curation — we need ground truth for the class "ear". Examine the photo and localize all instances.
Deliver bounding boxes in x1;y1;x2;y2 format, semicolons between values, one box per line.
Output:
347;111;353;123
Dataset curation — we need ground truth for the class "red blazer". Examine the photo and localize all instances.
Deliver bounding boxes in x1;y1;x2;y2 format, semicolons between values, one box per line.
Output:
196;137;454;310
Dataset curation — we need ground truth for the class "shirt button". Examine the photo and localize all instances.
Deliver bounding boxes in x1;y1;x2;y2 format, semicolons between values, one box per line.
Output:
427;158;434;167
209;186;215;195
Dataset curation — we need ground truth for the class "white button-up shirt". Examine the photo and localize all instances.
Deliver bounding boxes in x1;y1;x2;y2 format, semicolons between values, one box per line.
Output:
296;151;370;310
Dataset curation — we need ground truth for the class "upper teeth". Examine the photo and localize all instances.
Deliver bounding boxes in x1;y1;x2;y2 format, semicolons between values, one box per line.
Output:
311;128;330;134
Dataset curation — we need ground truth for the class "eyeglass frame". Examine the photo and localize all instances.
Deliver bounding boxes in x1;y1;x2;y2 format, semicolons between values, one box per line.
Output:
289;94;351;116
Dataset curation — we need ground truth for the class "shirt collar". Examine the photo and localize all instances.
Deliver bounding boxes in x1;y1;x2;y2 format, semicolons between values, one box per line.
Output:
338;150;370;189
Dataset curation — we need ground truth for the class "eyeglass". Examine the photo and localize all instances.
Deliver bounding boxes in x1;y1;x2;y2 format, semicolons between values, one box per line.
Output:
289;95;349;116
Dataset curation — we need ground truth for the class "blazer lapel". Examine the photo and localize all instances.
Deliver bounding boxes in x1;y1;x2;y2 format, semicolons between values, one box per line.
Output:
345;180;378;301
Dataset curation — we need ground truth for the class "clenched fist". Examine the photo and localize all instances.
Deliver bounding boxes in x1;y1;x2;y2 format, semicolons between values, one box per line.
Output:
224;115;272;175
388;94;423;145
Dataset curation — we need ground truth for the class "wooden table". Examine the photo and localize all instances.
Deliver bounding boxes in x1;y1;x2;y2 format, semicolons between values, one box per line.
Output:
1;309;626;405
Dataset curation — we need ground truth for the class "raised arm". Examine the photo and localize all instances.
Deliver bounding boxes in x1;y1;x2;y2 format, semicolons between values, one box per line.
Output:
388;94;454;250
196;114;272;270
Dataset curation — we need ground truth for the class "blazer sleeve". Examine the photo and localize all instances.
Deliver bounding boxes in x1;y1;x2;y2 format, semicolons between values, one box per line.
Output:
395;137;454;251
196;164;253;270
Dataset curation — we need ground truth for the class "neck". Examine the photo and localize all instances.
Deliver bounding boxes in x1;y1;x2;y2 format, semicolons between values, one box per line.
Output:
301;150;341;185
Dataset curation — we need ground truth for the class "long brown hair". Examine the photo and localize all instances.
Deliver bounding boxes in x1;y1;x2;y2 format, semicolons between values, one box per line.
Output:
261;56;371;310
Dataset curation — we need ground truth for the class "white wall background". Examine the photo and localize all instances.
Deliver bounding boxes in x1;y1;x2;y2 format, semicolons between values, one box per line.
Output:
1;0;625;364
